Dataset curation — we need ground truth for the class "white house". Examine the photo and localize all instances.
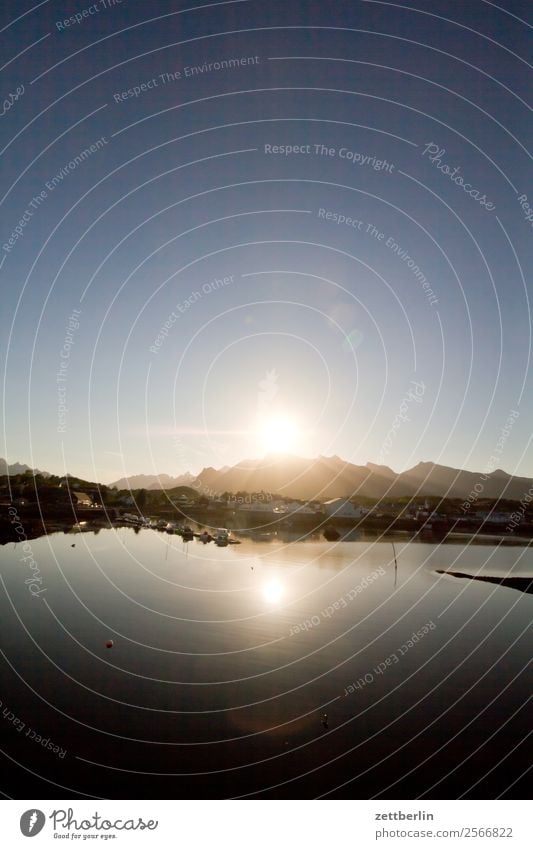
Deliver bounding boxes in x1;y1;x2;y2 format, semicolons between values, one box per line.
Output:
237;501;276;514
271;501;321;516
474;511;512;524
73;491;93;507
323;499;368;519
288;502;321;515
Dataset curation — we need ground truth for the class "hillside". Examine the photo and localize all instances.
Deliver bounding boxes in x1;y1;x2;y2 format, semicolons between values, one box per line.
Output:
109;472;195;490
110;455;533;502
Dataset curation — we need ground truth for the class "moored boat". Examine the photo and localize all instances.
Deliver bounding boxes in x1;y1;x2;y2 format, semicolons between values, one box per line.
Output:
214;528;229;546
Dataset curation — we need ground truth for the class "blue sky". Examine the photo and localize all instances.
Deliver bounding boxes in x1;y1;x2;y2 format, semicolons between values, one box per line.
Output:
1;0;531;483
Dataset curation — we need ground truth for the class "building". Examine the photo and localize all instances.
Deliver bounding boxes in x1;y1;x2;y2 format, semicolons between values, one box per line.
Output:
323;499;368;519
474;511;513;525
73;491;93;507
237;501;275;513
174;493;195;507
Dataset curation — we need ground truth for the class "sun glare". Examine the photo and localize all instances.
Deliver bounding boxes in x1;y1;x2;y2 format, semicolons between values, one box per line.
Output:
258;415;300;454
262;579;284;604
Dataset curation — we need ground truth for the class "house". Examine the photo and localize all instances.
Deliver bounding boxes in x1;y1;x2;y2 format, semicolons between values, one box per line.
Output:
323;499;368;519
237;501;276;514
286;502;322;515
174;493;195;507
474;511;512;525
73;491;93;507
272;501;314;515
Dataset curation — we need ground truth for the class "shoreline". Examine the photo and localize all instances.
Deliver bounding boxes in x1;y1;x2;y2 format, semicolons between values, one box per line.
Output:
1;509;532;548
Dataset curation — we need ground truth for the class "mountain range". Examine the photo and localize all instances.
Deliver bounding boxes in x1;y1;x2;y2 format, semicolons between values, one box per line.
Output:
109;455;533;502
109;472;196;491
0;458;49;477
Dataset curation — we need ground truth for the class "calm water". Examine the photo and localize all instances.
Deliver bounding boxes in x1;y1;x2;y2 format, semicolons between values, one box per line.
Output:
0;528;531;799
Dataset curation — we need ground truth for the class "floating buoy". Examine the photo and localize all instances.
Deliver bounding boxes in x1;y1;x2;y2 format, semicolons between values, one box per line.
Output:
105;640;114;649
321;712;329;729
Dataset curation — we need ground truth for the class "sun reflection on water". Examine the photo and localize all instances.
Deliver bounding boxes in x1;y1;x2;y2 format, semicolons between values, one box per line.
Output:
261;578;284;604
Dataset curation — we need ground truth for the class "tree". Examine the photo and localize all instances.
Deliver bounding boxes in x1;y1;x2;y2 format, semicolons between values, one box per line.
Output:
97;484;109;504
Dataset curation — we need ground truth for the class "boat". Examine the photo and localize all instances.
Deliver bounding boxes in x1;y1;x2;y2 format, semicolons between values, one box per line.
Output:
180;526;194;542
197;530;213;544
123;513;148;526
214;528;229;546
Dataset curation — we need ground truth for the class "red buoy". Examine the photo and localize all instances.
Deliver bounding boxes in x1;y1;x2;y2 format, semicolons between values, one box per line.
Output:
106;640;114;649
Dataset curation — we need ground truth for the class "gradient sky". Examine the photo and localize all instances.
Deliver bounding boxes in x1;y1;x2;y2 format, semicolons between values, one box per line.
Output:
1;0;532;483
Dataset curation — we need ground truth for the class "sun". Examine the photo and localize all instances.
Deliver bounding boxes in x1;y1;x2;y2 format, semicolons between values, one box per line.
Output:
258;415;300;454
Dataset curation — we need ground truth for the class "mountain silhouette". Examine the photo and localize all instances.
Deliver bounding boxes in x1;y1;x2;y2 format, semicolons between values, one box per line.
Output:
109;455;533;501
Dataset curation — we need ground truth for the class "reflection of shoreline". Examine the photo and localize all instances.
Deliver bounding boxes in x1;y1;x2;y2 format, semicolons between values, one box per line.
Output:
436;570;533;596
2;509;533;548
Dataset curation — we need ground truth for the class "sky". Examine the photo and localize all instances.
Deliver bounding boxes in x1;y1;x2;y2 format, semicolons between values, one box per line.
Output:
1;0;532;484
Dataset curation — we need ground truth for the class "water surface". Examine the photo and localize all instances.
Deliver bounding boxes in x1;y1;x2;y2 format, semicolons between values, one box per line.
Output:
1;528;531;799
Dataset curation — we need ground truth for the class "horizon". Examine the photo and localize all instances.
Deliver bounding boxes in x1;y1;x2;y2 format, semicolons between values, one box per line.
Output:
1;451;526;487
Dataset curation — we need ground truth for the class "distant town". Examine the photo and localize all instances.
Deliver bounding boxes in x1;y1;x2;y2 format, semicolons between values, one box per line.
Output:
2;464;532;545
